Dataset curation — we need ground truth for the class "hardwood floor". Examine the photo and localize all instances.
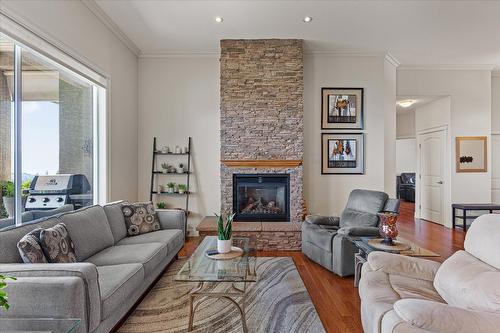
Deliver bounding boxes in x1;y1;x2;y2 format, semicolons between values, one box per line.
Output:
180;201;465;333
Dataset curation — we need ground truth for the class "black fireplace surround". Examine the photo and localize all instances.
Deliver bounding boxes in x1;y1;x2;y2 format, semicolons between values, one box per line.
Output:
233;174;290;222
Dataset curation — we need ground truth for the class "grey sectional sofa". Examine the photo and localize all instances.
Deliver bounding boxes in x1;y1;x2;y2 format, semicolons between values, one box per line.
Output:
0;201;186;333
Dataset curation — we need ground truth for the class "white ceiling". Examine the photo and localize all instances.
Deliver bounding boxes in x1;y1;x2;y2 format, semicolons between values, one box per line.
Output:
94;0;500;68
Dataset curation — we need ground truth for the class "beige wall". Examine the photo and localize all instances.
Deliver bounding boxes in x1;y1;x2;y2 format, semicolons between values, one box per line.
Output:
398;69;492;226
396;111;415;138
1;0;139;202
492;76;500;203
138;57;220;234
396;139;417;175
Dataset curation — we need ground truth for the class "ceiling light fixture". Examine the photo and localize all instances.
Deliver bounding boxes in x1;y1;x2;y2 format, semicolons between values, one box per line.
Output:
215;16;223;23
303;16;313;23
398;100;416;108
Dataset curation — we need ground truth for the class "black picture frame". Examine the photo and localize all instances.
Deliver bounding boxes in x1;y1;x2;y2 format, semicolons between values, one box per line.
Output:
321;87;364;130
321;133;365;175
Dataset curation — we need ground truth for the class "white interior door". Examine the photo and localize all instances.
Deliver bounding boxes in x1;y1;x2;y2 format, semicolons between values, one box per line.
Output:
419;130;445;224
493;134;500;203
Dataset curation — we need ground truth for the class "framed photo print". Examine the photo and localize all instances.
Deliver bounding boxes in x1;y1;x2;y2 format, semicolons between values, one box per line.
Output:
322;133;364;174
455;136;487;172
322;88;364;130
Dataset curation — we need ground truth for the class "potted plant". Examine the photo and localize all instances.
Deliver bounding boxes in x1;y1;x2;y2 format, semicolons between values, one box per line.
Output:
0;274;16;311
167;182;176;194
176;163;184;174
215;213;235;254
1;181;14;218
156;202;166;209
161;162;169;174
177;184;187;194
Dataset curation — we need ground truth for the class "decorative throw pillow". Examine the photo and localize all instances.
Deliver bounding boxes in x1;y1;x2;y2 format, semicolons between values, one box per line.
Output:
39;223;77;263
121;202;161;236
17;228;48;264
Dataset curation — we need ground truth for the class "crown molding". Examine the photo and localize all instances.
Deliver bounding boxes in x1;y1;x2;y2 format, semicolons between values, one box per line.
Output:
492;70;500;77
398;64;495;71
81;0;141;57
139;52;220;59
384;52;400;68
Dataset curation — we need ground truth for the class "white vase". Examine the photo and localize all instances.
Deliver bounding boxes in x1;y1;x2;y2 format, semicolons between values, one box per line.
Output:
217;238;232;254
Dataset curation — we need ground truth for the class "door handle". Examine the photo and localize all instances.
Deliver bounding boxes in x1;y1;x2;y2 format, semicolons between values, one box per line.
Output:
436;181;443;184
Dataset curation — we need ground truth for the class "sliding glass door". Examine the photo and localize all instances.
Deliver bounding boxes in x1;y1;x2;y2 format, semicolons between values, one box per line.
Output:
0;32;106;227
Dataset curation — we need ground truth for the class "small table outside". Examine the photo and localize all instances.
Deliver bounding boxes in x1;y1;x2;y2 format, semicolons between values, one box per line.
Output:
175;236;257;333
0;318;80;333
452;203;500;230
351;237;439;287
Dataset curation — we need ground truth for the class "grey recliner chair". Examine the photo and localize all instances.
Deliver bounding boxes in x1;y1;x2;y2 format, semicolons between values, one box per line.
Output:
302;189;400;277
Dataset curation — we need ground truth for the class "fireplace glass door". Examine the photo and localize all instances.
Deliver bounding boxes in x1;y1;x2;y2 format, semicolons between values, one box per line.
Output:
233;174;290;222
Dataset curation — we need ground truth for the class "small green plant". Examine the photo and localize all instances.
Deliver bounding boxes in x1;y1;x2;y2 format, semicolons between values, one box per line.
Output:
0;274;16;311
156;202;166;209
0;181;14;198
161;162;169;171
177;184;187;191
215;213;235;241
167;182;176;189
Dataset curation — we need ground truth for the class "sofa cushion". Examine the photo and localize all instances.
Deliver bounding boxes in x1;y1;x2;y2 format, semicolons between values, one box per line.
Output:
121;202;161;236
434;250;500;313
85;243;166;276
17;228;48;263
40;223;77;263
301;222;337;252
59;205;114;261
103;201;128;243
117;229;183;254
340;209;379;228
97;263;144;320
0;216;60;263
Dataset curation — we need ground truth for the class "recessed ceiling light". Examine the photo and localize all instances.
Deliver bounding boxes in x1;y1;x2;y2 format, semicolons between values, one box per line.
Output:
215;16;223;23
398;100;416;108
303;16;313;23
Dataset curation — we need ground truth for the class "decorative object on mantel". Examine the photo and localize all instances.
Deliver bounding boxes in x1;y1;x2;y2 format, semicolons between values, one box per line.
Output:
221;159;302;168
322;133;364;174
322;88;364;130
216;213;235;254
455;136;487;173
377;212;400;245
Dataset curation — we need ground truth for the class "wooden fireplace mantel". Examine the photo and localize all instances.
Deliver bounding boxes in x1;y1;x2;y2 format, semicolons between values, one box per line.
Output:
221;159;302;168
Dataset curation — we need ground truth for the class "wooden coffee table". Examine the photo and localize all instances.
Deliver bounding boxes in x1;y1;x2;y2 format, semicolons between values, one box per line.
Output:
351;236;439;287
175;236;257;332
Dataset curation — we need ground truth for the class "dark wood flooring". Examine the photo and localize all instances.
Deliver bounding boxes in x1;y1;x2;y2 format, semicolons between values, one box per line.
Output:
180;202;465;333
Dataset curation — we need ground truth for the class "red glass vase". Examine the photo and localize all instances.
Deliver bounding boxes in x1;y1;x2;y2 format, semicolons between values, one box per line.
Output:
378;212;399;245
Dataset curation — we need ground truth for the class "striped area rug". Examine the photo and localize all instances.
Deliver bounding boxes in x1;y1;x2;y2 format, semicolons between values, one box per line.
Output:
119;257;325;333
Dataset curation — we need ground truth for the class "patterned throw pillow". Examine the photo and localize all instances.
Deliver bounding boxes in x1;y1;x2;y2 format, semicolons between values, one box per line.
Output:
17;228;49;264
121;202;161;236
39;223;77;263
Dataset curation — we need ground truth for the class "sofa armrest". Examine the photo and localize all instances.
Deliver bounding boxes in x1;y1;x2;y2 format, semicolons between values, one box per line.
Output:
394;299;500;333
367;251;440;281
0;263;100;332
337;226;380;237
305;214;340;226
157;209;186;236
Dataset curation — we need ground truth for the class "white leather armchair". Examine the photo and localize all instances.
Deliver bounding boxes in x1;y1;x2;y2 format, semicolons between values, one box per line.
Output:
358;214;500;333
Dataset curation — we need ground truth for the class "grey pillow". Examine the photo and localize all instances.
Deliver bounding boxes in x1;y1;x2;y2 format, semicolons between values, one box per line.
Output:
17;228;48;264
40;223;77;263
121;202;161;236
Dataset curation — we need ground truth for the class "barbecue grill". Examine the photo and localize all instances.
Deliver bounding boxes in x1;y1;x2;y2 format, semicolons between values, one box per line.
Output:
25;174;93;211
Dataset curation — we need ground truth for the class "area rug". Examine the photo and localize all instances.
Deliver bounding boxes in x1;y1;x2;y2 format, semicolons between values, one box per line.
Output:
119;257;325;333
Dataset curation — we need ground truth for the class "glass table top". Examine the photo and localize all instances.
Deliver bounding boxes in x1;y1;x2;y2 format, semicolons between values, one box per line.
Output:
175;236;257;282
0;318;80;333
351;237;439;257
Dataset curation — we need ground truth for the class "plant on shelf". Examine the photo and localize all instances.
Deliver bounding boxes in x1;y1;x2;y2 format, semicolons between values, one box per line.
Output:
177;184;187;194
176;163;184;174
215;213;235;254
166;182;176;193
0;273;16;311
0;181;14;218
156;202;167;209
160;162;169;174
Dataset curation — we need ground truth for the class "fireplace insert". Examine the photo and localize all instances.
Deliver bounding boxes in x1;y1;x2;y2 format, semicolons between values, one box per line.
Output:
233;174;290;222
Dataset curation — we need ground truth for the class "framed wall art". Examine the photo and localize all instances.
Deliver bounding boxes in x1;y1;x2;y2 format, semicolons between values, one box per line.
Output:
322;133;364;174
455;136;487;172
322;88;364;130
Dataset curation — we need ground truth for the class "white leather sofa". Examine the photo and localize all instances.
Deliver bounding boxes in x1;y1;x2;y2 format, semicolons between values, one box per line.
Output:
358;214;500;333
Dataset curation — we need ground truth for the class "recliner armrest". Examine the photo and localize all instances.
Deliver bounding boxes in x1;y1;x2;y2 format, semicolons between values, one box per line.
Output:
305;214;340;226
0;263;100;332
394;299;500;333
157;209;186;236
367;251;440;281
337;226;380;237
